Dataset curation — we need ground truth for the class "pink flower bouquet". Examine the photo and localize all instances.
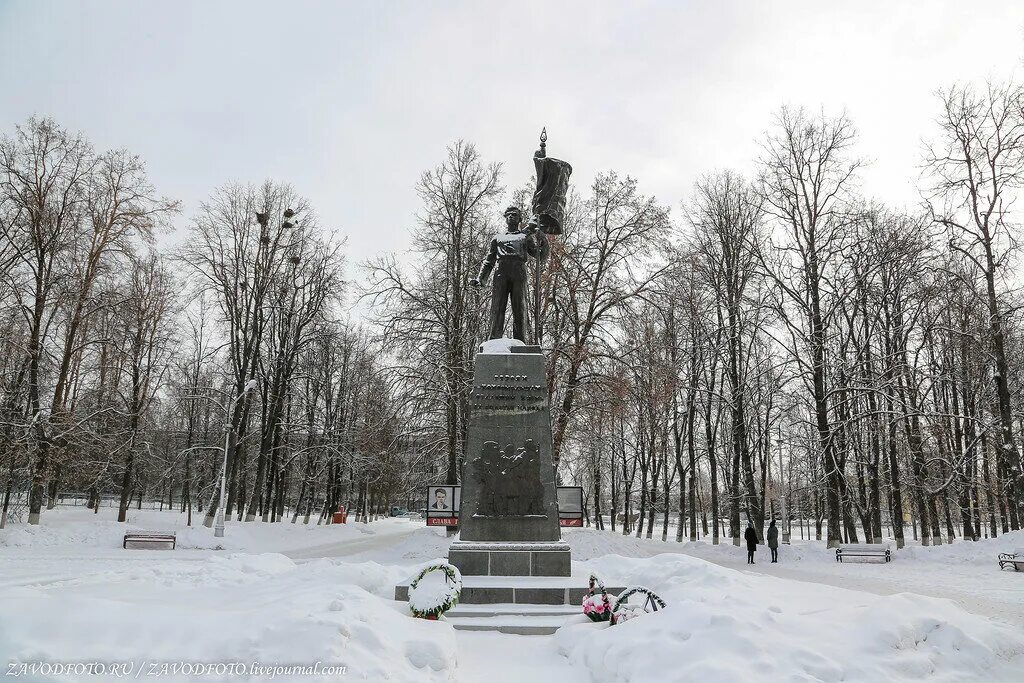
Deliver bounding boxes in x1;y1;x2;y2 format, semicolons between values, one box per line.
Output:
582;573;612;623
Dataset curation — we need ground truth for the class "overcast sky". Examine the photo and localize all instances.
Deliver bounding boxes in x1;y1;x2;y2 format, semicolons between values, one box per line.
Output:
2;1;1024;276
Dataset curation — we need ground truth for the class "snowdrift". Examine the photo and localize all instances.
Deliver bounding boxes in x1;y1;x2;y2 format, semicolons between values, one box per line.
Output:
0;554;455;682
559;553;1024;682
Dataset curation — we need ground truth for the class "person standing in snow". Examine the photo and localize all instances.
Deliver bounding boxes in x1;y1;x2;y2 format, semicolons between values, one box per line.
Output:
767;519;779;563
744;523;758;564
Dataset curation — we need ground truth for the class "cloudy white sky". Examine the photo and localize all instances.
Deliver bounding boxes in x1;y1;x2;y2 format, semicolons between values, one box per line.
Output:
2;1;1024;272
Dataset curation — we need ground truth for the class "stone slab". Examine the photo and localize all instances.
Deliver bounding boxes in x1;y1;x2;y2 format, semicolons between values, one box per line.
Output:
511;345;543;354
444;602;582;635
531;550;571;576
394;573;625;605
446;614;571;635
447;549;489;575
448;540;571;577
513;587;569;605
461;586;516;604
446;603;579;617
490;550;531;576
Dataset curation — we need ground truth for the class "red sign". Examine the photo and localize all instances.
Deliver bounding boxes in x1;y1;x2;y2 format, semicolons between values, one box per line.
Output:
427;517;459;526
559;518;583;527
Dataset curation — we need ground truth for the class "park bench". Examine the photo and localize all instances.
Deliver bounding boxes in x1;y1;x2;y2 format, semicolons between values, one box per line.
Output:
123;532;176;550
835;543;891;563
998;552;1024;572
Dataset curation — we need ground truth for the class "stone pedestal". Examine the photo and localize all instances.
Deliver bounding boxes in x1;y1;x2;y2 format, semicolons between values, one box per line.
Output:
394;573;624;606
448;540;571;577
449;341;569;577
396;341;581;634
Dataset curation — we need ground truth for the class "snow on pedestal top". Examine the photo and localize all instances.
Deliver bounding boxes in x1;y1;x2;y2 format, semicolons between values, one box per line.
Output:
478;337;525;354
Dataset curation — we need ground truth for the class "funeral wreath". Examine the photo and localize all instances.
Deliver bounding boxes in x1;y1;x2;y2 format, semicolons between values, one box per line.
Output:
611;586;666;625
408;561;463;619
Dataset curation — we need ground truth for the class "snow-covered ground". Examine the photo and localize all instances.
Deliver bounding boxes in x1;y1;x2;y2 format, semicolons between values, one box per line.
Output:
1;507;1022;681
571;526;1024;624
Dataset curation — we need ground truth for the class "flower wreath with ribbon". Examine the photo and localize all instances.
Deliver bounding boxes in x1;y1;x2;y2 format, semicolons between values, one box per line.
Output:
408;561;463;620
611;586;666;625
582;572;613;622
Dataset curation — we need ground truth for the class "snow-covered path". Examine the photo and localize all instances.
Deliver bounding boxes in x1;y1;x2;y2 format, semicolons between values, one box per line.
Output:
0;551;212;590
283;523;422;560
684;547;1024;624
454;631;586;683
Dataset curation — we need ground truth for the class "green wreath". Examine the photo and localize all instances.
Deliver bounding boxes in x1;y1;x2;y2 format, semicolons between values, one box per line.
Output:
408;561;462;619
611;586;666;625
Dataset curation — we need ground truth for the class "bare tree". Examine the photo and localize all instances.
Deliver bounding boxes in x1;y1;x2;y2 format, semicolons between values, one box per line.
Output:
689;170;768;540
547;172;670;470
924;81;1024;527
180;181;307;525
366;141;500;485
115;253;176;521
0;118;175;524
759;107;863;547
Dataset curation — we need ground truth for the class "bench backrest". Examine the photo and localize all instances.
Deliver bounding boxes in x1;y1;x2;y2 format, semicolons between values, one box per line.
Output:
838;543;889;551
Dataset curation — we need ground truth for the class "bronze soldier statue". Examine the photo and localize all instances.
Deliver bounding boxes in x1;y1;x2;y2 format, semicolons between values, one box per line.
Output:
470;130;571;343
470;206;547;342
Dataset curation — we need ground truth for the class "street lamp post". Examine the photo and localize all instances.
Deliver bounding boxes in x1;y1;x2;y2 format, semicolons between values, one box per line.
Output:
214;379;258;538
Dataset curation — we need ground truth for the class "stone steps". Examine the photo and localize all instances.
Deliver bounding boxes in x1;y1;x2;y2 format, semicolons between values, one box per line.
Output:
396;572;624;606
397;573;624;635
446;603;580;634
448;603;580;618
447;614;573;635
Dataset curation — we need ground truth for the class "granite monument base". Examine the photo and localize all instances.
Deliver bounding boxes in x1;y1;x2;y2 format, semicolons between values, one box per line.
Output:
394;572;625;607
396;341;581;633
448;539;571;577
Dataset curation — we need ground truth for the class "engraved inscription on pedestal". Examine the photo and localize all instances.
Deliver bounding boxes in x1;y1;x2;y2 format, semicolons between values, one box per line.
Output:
469;373;547;414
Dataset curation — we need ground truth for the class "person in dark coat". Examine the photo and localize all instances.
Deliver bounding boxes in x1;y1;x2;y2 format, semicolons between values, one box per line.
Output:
744;524;757;564
767;519;780;563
